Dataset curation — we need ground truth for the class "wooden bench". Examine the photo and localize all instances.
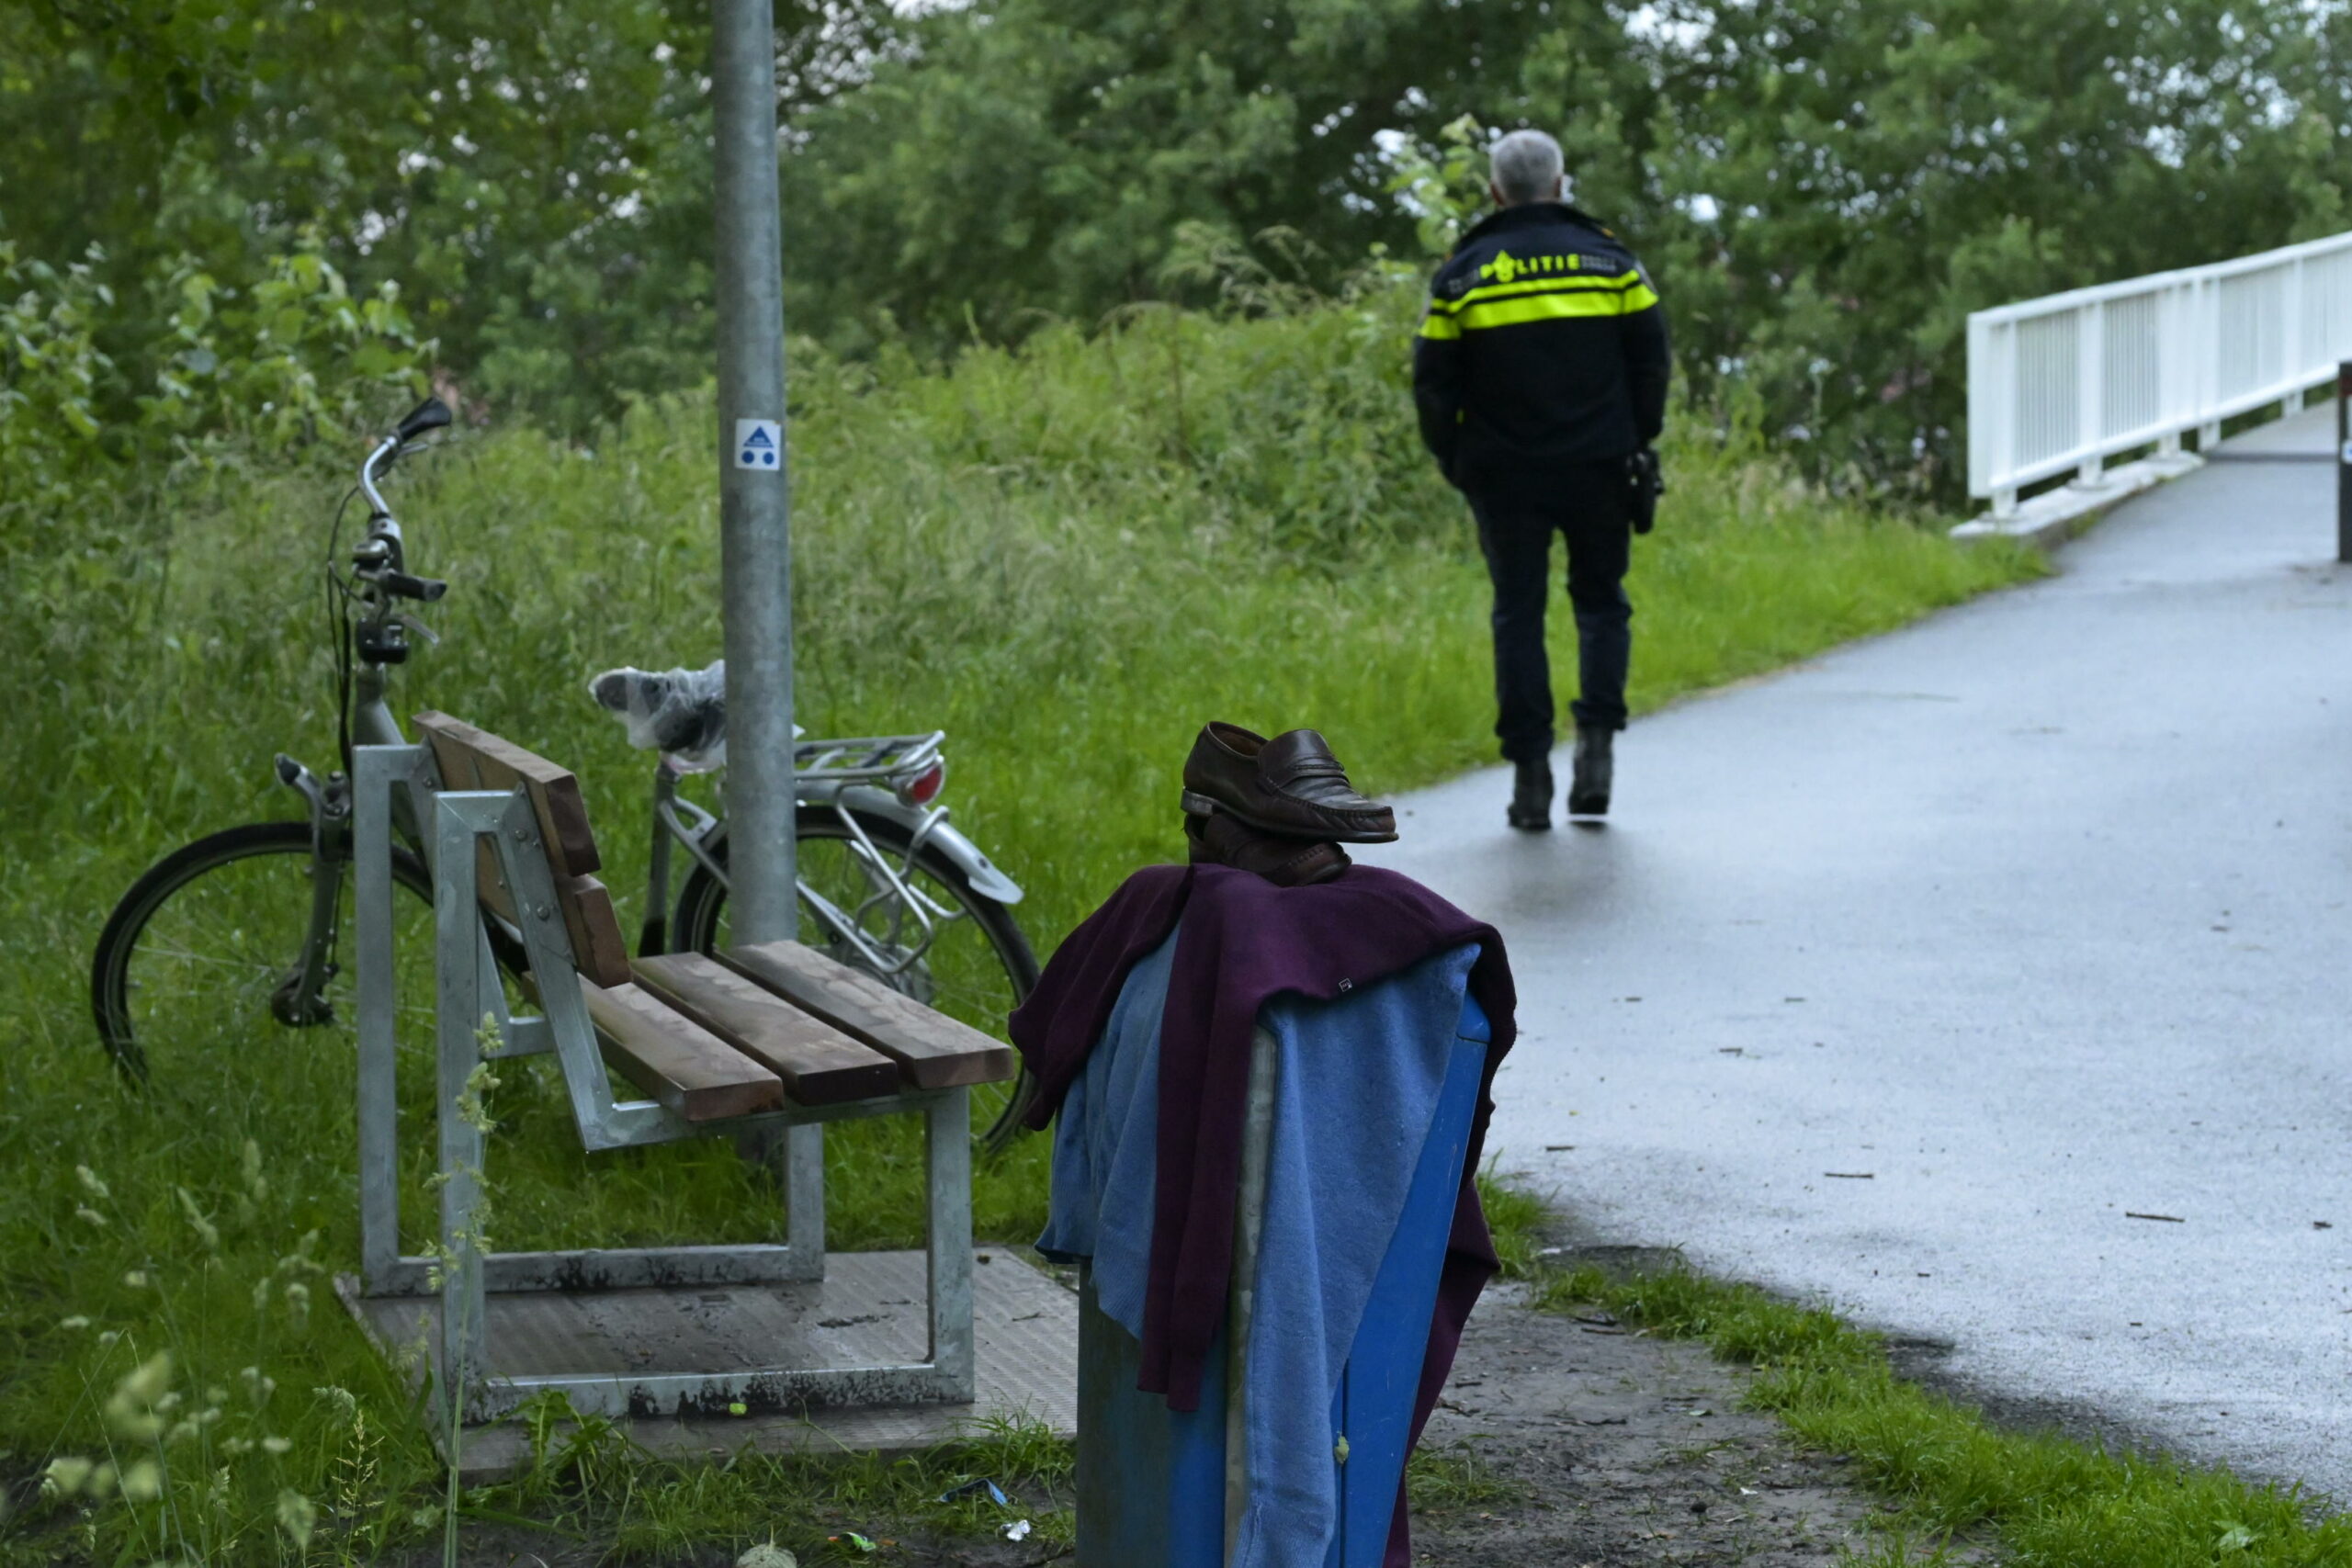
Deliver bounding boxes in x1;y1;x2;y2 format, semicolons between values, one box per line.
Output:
348;714;1012;1424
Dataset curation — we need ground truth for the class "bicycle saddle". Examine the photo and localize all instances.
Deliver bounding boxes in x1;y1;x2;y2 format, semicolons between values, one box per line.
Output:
590;660;729;770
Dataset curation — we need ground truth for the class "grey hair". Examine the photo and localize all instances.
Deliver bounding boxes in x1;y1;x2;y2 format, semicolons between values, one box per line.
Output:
1490;129;1565;206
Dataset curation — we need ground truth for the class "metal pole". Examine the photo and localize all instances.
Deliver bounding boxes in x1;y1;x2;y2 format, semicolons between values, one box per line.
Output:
714;0;825;1264
2338;362;2351;565
713;0;796;942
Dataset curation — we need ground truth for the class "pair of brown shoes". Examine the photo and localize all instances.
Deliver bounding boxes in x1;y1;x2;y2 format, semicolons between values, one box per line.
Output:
1180;722;1396;887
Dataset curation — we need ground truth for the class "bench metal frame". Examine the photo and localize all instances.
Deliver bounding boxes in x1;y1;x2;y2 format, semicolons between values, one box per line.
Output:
351;741;975;1423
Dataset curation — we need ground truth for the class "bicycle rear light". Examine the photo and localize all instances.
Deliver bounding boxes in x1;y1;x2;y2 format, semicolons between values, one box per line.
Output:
898;761;946;807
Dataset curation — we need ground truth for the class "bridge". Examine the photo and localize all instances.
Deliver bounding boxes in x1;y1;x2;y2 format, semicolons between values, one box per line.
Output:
1964;229;2352;556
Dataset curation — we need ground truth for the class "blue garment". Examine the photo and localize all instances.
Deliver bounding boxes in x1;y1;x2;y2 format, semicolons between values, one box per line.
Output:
1235;945;1478;1568
1035;932;1176;1334
1038;927;1482;1568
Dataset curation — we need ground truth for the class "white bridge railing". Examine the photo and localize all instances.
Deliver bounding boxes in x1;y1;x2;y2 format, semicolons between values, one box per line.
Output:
1968;231;2352;516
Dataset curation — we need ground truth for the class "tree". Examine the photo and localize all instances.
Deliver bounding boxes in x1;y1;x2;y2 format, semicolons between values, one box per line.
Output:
778;0;1613;348
1504;0;2352;496
0;0;892;431
782;0;2352;499
8;0;2350;497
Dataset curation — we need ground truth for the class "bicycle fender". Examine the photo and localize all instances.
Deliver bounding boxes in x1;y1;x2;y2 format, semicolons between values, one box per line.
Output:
836;785;1027;905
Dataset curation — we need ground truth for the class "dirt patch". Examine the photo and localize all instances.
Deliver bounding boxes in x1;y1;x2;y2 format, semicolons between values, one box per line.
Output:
1409;1280;1967;1567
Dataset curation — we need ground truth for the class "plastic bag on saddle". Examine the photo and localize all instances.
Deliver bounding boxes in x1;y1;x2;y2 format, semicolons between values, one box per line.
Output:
588;660;729;771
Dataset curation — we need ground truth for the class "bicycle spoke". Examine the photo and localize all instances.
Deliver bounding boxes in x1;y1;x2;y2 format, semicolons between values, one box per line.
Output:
106;837;438;1071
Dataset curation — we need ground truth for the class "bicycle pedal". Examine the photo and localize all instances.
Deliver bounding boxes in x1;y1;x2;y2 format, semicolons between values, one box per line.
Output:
1179;789;1222;818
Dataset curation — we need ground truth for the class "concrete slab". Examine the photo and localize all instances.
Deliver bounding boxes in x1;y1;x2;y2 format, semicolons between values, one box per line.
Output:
338;1247;1076;1481
1952;453;2201;549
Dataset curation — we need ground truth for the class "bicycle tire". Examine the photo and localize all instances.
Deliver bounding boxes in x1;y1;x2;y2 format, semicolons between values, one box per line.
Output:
91;820;434;1081
670;810;1042;1150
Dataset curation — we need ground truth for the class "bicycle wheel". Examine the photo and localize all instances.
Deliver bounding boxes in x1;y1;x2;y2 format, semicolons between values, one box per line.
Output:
671;810;1041;1150
91;821;435;1081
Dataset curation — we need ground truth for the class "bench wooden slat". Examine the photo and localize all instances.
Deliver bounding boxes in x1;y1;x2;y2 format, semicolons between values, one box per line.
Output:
632;953;902;1106
415;711;602;877
718;941;1017;1090
579;978;783;1122
555;874;634;989
463;853;629;990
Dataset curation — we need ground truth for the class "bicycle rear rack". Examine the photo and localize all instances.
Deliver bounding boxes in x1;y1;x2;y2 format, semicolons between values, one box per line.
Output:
792;731;944;784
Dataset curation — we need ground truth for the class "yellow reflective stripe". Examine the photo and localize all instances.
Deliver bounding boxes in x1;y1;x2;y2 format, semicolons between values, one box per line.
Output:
1418;311;1462;341
1624;283;1661;312
1457;291;1636;329
1433;269;1645;315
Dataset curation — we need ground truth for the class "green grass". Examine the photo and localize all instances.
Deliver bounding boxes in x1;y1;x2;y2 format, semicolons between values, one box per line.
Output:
1534;1261;2352;1568
0;279;2035;1562
1403;1439;1519;1517
469;1403;1077;1562
1475;1168;1556;1282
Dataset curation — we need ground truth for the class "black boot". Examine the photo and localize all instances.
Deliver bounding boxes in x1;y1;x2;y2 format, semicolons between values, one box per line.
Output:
1568;725;1614;817
1508;758;1553;831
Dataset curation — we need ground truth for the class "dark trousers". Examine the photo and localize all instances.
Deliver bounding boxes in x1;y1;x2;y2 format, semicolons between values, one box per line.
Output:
1469;470;1633;762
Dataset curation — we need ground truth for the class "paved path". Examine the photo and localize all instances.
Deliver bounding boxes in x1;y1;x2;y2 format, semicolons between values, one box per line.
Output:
1360;405;2352;1497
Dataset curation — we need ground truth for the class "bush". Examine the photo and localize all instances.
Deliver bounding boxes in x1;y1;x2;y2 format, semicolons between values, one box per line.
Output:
1;227;429;649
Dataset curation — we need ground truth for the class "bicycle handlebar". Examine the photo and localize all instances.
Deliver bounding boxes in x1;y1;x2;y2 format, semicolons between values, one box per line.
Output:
343;398;453;671
356;398;453;519
358;434;401;520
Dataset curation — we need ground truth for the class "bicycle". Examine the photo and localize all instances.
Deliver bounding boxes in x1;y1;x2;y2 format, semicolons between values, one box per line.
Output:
593;667;1042;1143
90;397;1039;1146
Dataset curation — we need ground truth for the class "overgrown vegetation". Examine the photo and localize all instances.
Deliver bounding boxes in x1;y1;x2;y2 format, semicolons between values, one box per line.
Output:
0;266;2032;1559
0;234;427;558
1538;1262;2352;1568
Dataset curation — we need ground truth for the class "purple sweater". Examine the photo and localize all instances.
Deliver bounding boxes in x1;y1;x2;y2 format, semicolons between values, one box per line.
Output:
1012;863;1517;1560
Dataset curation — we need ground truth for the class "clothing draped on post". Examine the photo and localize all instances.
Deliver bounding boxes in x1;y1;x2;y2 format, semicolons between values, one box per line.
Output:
1012;861;1518;1567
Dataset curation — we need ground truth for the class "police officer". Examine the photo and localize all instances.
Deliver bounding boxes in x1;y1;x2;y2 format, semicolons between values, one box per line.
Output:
1412;129;1669;829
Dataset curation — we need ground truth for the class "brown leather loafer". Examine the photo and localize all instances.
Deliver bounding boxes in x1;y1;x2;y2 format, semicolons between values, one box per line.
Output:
1184;810;1351;886
1180;722;1398;844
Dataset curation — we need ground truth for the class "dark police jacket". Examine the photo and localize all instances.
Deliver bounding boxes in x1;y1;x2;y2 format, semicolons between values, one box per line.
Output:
1411;201;1670;496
